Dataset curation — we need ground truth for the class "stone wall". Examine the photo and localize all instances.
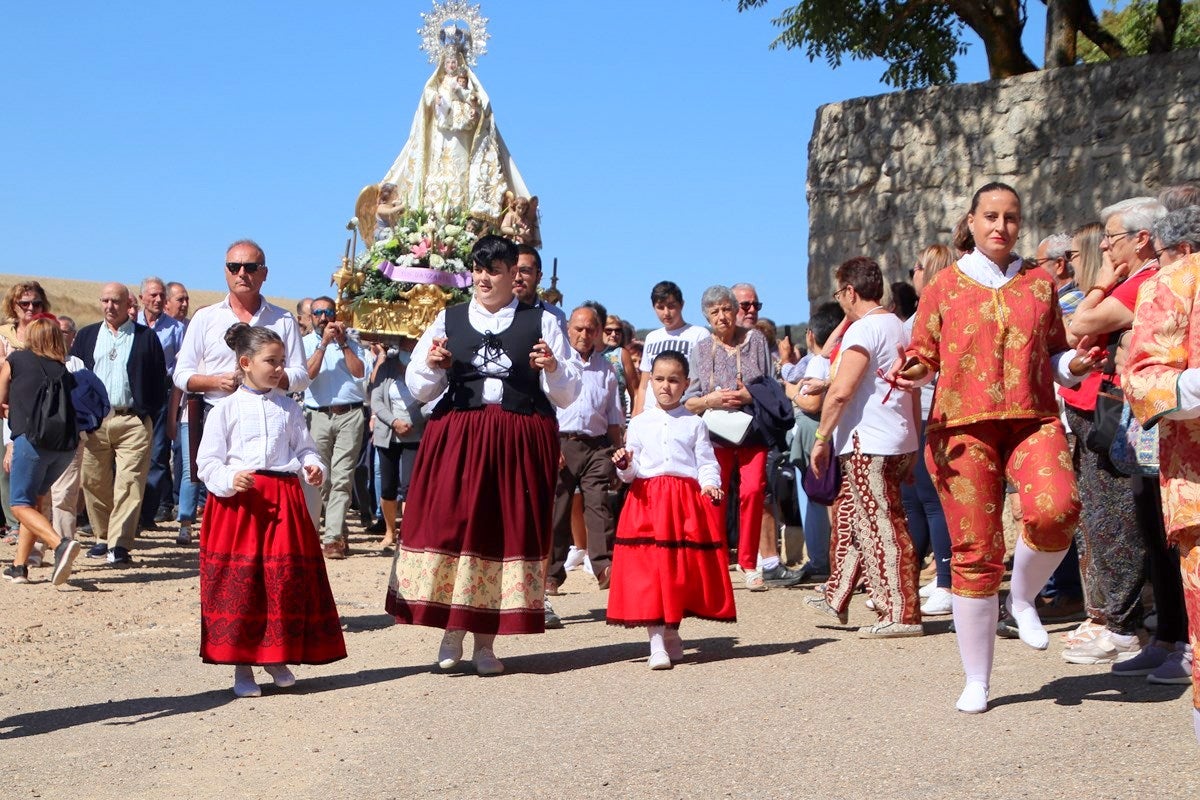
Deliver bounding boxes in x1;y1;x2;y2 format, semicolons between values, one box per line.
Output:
806;48;1200;304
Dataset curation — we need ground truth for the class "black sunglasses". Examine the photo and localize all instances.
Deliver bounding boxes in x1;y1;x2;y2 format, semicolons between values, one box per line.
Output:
738;301;763;312
312;308;336;318
226;261;264;275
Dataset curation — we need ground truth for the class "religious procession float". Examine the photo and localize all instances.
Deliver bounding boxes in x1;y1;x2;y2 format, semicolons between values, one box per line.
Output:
332;0;553;338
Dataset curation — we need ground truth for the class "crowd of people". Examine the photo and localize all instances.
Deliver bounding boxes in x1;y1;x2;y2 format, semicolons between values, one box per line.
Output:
4;182;1200;742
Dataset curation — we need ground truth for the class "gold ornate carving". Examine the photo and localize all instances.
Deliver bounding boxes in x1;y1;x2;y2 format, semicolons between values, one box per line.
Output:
339;283;454;339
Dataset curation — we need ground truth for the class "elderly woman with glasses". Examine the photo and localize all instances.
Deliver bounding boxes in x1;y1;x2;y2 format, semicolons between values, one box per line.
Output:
1121;206;1200;724
804;257;922;639
0;281;52;356
683;285;804;591
601;314;638;417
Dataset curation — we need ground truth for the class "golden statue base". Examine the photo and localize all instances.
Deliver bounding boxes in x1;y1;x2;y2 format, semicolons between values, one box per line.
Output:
336;282;453;340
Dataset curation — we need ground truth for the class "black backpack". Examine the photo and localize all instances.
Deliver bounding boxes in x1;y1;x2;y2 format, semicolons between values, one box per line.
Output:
27;360;78;451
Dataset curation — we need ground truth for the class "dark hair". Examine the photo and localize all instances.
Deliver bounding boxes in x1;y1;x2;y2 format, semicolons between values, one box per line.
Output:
969;182;1021;213
652;349;689;376
515;243;542;272
312;295;336;308
890;281;919;319
578;300;607;325
471;235;519;270
834;257;884;303
952;215;975;254
808;301;844;347
650;280;683;306
224;323;284;365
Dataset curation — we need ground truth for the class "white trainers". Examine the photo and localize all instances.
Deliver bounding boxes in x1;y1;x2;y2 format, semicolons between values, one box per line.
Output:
437;630;465;670
918;579;938;599
473;647;504;675
648;650;672;670
263;664;296;688
920;587;953;616
744;570;766;592
564;545;586;571
956;680;989;714
1062;630;1141;665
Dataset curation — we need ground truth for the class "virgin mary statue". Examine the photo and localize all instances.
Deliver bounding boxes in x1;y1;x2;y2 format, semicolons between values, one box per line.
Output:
381;19;529;221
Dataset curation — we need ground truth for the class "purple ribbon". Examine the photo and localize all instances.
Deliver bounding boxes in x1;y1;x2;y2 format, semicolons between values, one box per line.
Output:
377;263;473;288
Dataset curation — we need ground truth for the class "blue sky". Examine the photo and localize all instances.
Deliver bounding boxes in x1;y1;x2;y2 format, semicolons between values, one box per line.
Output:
0;1;1046;330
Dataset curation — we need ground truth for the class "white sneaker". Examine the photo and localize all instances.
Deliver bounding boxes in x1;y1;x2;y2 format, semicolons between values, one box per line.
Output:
918;579;938;599
263;664;296;688
564;545;586;571
648;650;672;670
744;570;766;592
864;597;876;611
438;630;465;670
1062;630;1141;665
921;587;953;616
473;648;504;675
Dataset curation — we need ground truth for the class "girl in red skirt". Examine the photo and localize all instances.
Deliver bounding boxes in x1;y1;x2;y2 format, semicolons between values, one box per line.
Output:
197;323;346;697
609;350;736;669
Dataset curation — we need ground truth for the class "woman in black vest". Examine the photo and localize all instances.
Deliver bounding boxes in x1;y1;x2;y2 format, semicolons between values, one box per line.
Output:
0;316;82;585
385;235;581;674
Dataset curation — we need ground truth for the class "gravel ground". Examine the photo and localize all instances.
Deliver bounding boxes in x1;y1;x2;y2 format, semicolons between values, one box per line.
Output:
2;522;1197;800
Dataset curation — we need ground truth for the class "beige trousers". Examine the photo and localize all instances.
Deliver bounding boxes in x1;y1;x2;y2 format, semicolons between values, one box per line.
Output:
82;413;152;550
41;435;87;540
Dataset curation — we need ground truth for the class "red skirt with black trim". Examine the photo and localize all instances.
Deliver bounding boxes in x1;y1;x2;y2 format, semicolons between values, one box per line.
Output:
199;473;347;665
385;405;560;635
606;475;737;628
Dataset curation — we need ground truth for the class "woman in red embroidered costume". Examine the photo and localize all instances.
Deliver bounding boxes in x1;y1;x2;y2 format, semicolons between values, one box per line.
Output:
385;235;581;676
196;323;345;698
893;182;1101;713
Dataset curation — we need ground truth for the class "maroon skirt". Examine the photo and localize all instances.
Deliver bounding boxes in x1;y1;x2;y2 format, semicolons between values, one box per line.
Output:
199;473;347;665
606;475;737;628
385;404;559;635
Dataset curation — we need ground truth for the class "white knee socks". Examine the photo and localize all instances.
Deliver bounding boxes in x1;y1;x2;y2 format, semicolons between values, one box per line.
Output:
1008;538;1067;650
1193;708;1200;746
953;594;998;713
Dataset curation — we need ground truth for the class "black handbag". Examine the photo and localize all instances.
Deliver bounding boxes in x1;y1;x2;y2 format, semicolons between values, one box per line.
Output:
1085;341;1124;456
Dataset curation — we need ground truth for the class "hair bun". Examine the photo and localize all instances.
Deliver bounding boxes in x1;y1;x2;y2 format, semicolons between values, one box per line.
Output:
224;322;250;351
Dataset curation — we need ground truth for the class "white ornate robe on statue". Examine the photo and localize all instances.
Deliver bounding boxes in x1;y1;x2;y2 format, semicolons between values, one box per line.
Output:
382;65;529;220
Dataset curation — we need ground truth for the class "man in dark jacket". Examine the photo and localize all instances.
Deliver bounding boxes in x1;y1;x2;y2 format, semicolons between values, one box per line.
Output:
70;282;167;565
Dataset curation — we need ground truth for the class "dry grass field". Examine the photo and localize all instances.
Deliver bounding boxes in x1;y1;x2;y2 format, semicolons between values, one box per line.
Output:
0;273;301;326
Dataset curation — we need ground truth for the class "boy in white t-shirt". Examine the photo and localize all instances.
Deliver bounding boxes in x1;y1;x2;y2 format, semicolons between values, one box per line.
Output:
633;281;709;415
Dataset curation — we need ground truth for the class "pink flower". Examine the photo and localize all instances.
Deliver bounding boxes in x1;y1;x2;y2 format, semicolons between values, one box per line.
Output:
410;239;431;259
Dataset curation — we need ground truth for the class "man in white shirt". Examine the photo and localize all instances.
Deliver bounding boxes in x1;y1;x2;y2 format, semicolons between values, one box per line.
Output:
633;281;708;415
136;276;186;530
302;295;366;559
545;304;624;603
172;239;309;544
732;283;763;329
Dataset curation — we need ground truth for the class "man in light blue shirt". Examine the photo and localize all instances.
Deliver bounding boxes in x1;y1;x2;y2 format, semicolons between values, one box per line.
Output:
136;276;186;529
303;296;366;558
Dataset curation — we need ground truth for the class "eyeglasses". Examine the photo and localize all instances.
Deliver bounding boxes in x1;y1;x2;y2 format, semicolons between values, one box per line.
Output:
16;299;44;310
312;308;336;318
1102;230;1134;244
738;301;763;312
603;327;623;335
832;286;849;299
226;261;264;274
908;264;924;279
1064;250;1078;261
225;263;264;277
1033;257;1059;266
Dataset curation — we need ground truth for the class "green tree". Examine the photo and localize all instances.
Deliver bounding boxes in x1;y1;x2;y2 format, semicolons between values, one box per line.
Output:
1077;0;1200;62
735;0;1192;88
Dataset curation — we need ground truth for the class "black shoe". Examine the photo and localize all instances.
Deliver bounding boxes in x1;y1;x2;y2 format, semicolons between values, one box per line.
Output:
544;600;564;630
996;615;1020;639
86;543;108;558
365;518;386;534
4;563;29;583
762;562;809;588
107;546;133;566
154;506;174;524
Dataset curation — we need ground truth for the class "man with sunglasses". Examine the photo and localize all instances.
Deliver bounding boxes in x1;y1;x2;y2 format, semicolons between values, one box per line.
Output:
173;240;310;544
301;296;366;559
732;283;763;329
1034;233;1085;319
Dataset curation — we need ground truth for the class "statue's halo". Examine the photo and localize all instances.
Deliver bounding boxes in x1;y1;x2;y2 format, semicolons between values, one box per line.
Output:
419;0;490;67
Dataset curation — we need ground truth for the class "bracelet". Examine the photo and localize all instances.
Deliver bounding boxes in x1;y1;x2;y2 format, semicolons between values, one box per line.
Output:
814;429;831;443
315;344;327;351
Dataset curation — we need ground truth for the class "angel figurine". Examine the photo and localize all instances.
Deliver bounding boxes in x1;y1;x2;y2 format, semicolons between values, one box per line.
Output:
500;192;540;249
355;183;406;245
